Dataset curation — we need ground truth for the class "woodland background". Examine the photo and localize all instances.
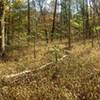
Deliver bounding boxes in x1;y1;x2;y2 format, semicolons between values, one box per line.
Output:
0;0;100;100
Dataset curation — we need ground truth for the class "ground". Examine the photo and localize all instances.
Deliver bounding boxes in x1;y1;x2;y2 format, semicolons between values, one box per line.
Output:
0;40;100;100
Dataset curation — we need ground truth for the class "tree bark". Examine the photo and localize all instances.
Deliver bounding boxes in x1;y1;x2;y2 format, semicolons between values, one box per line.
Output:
1;8;5;54
51;0;58;41
68;0;71;48
27;0;31;36
0;0;6;54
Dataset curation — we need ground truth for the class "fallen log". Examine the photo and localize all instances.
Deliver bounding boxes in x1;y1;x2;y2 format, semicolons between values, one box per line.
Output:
1;55;68;86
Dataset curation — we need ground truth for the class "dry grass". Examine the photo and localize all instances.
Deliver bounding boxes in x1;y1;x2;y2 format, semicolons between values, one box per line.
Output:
0;40;100;100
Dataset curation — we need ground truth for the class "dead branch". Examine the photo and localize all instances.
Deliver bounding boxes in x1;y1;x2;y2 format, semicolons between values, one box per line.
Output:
1;55;68;86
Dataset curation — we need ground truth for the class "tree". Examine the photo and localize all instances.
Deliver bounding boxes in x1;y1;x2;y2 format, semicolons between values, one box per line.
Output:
68;0;71;48
27;0;31;37
0;0;6;55
51;0;58;41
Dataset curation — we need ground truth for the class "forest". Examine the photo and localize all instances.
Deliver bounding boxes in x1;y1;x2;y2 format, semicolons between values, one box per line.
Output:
0;0;100;100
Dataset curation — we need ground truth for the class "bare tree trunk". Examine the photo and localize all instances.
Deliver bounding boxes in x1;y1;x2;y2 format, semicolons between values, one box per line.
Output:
82;0;86;44
0;1;6;55
27;0;31;37
91;1;96;48
1;11;5;53
0;22;1;51
68;0;71;48
85;0;90;38
51;0;58;41
7;4;11;45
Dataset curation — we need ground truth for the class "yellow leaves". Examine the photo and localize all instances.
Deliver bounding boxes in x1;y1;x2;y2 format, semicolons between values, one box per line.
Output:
15;0;24;4
16;0;23;2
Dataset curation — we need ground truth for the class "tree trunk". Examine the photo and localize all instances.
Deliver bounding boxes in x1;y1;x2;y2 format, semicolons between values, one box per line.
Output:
82;0;86;44
51;0;58;41
27;0;31;37
0;1;6;54
1;8;5;54
68;0;71;48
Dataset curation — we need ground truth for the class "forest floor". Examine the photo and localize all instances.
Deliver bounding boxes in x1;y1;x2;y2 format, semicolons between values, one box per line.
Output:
0;40;67;76
0;40;100;100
